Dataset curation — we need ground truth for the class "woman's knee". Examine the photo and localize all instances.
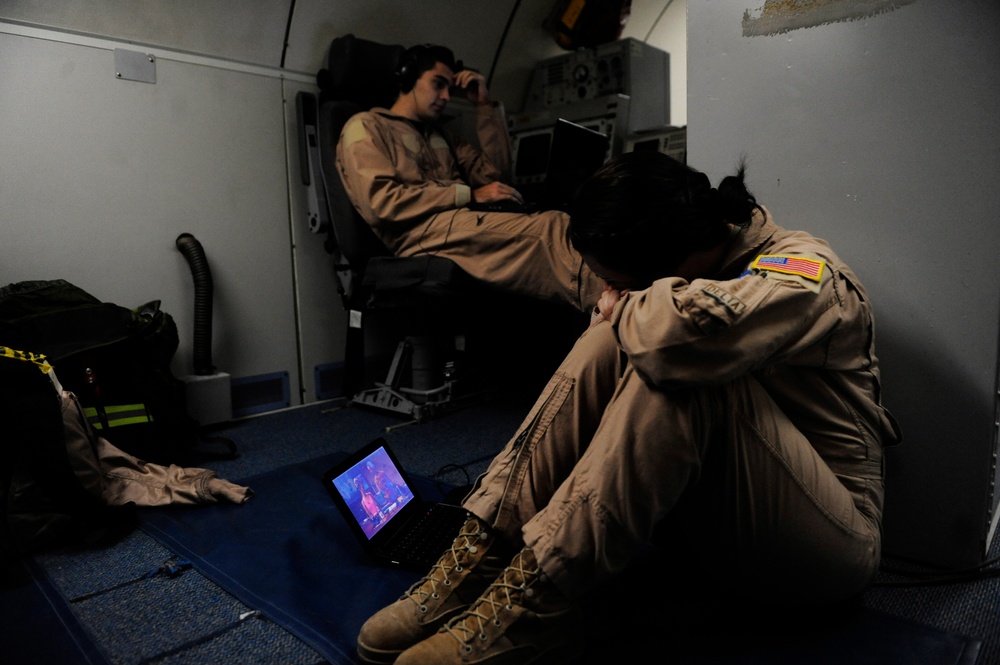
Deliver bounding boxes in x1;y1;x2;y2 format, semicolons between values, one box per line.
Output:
560;321;622;385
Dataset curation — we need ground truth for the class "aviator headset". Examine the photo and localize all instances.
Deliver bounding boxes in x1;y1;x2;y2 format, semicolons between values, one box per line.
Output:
395;44;464;93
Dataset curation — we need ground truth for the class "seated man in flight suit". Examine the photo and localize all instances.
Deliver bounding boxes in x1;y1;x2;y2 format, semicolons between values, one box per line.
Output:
335;43;604;315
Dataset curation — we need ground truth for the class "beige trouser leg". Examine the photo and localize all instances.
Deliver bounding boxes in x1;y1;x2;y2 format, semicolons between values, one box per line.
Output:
386;208;605;313
463;322;882;606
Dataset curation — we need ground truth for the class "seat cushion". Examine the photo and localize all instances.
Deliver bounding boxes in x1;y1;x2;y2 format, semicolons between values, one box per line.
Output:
363;255;479;306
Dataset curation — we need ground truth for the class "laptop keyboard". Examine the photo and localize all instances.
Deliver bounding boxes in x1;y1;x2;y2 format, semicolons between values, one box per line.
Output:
466;200;539;214
389;505;469;565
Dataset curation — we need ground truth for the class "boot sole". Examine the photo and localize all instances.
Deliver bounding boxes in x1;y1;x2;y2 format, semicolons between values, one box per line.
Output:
357;641;402;665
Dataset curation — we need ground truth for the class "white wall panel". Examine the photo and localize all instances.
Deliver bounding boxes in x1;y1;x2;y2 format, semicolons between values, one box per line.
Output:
0;29;300;392
688;0;1000;567
0;0;290;66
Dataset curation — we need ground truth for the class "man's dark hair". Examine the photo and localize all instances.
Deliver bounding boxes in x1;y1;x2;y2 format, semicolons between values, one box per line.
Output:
568;151;762;286
397;44;462;93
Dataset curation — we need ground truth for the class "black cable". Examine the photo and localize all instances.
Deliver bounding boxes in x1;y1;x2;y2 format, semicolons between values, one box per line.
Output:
487;0;522;88
873;553;1000;588
872;567;1000;588
417;207;462;256
433;452;496;497
69;556;192;603
433;463;471;496
279;0;297;68
643;0;676;42
137;611;263;665
879;553;1000;578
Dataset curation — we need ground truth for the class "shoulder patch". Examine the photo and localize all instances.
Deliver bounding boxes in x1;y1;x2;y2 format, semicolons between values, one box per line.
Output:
751;254;825;282
341;117;369;147
402;133;422;153
429;135;450;150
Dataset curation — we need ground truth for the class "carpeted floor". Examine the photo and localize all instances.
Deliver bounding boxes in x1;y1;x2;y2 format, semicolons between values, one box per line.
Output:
3;396;998;665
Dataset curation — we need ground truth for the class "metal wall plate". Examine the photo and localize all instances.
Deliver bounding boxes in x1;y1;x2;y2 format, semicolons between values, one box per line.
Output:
114;48;156;83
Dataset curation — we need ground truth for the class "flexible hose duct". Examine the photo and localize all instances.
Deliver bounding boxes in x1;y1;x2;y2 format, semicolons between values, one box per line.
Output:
175;233;215;376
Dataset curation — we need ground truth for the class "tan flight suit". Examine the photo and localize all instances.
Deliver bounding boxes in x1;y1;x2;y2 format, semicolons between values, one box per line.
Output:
463;210;901;605
59;389;252;507
335;104;604;313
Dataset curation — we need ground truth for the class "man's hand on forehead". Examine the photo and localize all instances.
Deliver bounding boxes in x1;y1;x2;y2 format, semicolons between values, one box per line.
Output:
452;69;489;104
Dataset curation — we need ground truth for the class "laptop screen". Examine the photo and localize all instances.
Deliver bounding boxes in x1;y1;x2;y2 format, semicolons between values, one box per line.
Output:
328;443;416;540
541;119;610;210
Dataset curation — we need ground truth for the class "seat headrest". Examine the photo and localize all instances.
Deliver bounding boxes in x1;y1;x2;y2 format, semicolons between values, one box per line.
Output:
316;33;406;109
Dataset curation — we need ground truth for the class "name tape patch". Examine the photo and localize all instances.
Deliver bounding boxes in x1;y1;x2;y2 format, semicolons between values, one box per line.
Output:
701;283;746;315
751;255;825;282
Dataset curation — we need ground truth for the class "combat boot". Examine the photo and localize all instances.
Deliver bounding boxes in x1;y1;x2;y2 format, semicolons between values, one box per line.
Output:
395;547;584;665
357;515;511;664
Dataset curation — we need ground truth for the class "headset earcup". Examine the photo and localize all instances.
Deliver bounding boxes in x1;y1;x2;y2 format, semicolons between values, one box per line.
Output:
396;54;416;93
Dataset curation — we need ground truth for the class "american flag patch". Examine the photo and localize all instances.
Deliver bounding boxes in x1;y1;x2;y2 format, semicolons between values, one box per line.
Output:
751;255;825;282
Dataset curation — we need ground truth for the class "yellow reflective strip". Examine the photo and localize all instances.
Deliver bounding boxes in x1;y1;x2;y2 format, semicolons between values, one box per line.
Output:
83;407;105;429
106;415;154;427
101;403;147;415
83;404;151;429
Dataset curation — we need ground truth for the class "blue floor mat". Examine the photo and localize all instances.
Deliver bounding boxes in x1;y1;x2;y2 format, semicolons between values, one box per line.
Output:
138;451;418;665
136;453;983;665
1;557;112;665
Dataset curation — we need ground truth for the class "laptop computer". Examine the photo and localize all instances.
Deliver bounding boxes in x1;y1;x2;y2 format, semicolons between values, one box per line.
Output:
322;437;471;570
468;118;610;215
539;118;610;211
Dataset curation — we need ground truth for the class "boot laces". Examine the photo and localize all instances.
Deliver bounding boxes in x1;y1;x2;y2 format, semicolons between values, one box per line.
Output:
405;519;489;612
444;550;540;649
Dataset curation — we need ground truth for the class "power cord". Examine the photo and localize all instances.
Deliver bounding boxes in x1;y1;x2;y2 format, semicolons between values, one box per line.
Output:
433;453;496;504
873;553;1000;588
